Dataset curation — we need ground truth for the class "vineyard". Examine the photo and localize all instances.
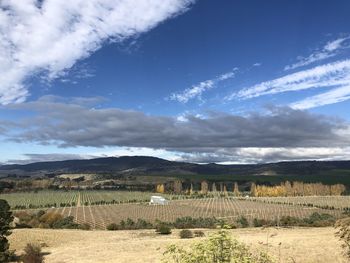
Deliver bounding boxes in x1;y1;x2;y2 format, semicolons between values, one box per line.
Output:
0;191;173;209
50;196;344;229
249;196;350;210
2;190;349;230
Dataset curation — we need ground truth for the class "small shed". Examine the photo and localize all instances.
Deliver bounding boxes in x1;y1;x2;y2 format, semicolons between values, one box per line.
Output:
150;195;168;205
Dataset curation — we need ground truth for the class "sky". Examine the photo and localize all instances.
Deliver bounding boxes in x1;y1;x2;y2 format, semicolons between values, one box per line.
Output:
1;0;350;164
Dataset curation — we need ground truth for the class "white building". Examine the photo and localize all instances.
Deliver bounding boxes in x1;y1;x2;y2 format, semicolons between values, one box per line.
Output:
149;195;168;205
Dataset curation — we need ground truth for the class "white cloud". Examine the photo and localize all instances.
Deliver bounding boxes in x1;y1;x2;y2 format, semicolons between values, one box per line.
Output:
290;85;350;109
0;0;194;104
179;147;350;164
169;69;237;103
229;59;350;109
285;36;350;70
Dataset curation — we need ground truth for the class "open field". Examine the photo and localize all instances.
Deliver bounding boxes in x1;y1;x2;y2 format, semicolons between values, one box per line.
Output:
47;197;343;229
9;227;347;263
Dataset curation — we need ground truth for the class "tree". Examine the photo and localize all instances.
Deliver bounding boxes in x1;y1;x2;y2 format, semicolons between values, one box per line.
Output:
173;180;182;194
233;182;240;197
0;199;14;262
250;183;256;197
201;181;209;195
156;184;165;193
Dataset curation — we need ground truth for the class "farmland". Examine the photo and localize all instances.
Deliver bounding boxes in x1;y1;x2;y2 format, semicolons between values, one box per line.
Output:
0;190;173;209
2;190;348;230
50;197;343;229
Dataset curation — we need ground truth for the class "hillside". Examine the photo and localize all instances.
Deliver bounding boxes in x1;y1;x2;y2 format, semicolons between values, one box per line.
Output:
1;156;350;185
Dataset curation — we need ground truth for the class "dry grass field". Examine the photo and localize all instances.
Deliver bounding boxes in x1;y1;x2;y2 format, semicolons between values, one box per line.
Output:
9;227;347;263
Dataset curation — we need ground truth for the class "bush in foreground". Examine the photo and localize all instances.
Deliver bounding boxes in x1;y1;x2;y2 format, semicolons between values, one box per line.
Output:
162;228;274;263
179;229;193;239
336;217;350;259
22;243;44;263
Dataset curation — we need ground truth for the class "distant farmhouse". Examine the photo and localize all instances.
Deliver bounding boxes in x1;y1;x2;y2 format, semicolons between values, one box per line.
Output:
149;195;168;205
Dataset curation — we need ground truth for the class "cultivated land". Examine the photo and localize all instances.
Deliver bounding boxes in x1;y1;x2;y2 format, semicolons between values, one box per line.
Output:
9;227;347;263
2;191;349;229
51;197;343;229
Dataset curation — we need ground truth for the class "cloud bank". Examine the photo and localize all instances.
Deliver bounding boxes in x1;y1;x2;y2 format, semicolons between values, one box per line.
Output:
0;0;194;104
3;96;349;150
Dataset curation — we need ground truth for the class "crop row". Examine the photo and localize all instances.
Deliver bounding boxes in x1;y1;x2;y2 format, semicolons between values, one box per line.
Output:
49;197;343;229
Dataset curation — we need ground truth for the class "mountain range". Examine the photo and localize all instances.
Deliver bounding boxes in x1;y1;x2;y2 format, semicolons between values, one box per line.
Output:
1;156;350;185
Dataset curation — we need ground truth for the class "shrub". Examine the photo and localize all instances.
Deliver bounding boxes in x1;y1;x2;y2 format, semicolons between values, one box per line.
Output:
304;213;335;227
156;224;172;235
22;243;44;263
179;229;193;239
162;228;275;263
336;217;350;259
193;230;205;237
79;223;91;230
107;223;118;231
253;218;274;227
173;217;219;229
39;212;63;226
236;216;249;228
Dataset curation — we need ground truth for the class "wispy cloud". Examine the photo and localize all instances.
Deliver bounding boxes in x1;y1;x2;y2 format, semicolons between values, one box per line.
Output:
284;36;350;70
290;85;350;109
0;0;195;105
169;69;237;103
229;59;350;109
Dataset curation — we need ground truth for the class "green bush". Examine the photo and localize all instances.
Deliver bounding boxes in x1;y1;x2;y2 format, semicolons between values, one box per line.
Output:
179;229;193;239
52;216;80;229
162;228;275;263
193;230;205;237
156;224;172;235
236;216;249;228
106;223;118;231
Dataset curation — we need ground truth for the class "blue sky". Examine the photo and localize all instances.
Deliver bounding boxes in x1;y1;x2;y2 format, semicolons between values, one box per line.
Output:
1;0;350;164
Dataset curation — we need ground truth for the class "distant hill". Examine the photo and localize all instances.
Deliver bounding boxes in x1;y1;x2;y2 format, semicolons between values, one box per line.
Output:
1;156;350;185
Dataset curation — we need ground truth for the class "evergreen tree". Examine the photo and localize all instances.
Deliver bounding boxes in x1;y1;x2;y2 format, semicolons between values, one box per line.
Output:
0;199;13;262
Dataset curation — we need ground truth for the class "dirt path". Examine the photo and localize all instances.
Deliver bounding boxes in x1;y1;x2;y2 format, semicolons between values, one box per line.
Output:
9;227;347;263
77;192;81;207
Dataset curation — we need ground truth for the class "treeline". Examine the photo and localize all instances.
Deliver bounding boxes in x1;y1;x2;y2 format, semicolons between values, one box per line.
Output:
13;210;90;230
106;212;337;231
250;181;346;197
157;180;346;197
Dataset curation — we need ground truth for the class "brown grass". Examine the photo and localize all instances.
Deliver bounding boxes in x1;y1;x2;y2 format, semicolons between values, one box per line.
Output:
9;227;347;263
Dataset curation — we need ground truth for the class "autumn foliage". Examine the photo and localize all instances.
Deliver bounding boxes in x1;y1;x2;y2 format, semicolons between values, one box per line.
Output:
250;181;346;197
